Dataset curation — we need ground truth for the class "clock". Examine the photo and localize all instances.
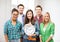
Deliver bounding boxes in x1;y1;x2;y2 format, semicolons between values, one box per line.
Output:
24;24;35;36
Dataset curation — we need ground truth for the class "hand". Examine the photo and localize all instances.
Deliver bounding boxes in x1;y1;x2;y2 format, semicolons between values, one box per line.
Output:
28;36;32;40
46;40;49;42
31;34;36;36
40;40;42;42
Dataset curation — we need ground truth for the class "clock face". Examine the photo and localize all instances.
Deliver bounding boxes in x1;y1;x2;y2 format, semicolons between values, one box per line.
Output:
24;24;35;36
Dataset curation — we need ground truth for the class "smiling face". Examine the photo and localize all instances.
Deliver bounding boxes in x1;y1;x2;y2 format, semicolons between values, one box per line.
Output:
24;10;34;25
27;11;33;20
18;6;24;14
36;7;42;15
35;5;42;16
12;11;19;21
44;13;50;23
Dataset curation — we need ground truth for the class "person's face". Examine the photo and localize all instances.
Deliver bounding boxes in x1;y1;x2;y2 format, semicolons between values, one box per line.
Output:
18;6;24;14
27;11;32;20
44;13;50;22
35;7;42;16
12;11;19;21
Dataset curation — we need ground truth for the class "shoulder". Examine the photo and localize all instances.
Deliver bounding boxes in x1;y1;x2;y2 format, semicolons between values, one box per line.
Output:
34;16;37;18
34;21;39;28
17;21;22;25
34;20;39;26
40;23;44;25
23;14;25;17
5;20;10;25
34;16;37;21
49;22;55;26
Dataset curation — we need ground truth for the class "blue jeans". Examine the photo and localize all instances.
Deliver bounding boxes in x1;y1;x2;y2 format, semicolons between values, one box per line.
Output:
8;39;20;42
23;39;36;42
36;36;40;42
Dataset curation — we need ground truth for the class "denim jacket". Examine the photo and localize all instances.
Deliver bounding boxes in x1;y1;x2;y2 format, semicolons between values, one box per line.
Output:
21;21;39;39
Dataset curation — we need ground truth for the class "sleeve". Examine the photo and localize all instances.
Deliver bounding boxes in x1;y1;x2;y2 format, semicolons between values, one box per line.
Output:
50;23;55;35
35;21;40;36
20;23;23;36
39;23;42;37
20;24;25;37
20;23;22;32
50;34;53;37
4;22;8;35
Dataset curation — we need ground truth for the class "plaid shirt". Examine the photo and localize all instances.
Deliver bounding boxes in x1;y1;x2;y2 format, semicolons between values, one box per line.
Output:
4;20;22;40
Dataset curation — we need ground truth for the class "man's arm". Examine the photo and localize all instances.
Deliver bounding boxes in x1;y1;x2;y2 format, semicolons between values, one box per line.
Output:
4;22;8;42
4;35;8;42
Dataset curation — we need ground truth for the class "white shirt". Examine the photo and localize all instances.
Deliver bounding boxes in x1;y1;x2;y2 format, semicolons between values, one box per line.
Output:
43;27;46;32
18;14;23;24
37;16;39;20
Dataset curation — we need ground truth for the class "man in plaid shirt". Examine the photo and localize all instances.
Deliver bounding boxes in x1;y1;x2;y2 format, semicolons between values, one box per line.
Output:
4;8;22;42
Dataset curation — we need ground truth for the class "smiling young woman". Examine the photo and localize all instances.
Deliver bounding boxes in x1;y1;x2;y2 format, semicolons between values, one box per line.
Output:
22;9;39;42
40;12;55;42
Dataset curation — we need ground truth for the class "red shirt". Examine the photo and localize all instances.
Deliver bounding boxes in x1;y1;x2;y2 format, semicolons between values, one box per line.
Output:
34;15;43;25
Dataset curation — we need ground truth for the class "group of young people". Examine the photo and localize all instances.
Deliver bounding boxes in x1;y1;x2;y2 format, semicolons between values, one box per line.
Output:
4;4;55;42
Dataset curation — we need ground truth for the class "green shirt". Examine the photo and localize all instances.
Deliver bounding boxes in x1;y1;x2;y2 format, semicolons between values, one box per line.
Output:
40;22;55;42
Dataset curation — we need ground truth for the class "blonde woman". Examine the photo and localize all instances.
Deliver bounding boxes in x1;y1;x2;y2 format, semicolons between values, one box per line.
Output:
40;12;55;42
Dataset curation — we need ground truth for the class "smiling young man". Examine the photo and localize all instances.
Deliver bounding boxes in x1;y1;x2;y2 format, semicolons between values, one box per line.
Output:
17;4;25;26
17;4;25;42
34;5;43;42
4;8;22;42
35;5;43;25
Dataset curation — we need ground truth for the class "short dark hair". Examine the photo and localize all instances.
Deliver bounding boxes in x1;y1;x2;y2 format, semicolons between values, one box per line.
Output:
35;5;42;11
12;8;19;13
17;4;24;8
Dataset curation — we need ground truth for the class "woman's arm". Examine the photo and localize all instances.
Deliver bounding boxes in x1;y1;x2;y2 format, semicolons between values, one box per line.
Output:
46;36;53;42
46;23;55;42
40;35;42;42
39;23;43;42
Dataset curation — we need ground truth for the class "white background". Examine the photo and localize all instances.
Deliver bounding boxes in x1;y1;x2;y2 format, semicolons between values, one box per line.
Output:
0;0;60;42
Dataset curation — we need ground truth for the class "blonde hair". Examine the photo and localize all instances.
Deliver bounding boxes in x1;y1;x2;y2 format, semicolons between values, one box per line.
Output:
43;12;51;24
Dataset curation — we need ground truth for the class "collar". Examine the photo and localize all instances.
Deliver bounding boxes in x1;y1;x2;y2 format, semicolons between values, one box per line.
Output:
19;14;24;17
9;19;18;23
35;15;43;19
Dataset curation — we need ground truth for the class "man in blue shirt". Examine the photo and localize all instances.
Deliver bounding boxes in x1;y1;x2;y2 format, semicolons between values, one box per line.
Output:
4;8;22;42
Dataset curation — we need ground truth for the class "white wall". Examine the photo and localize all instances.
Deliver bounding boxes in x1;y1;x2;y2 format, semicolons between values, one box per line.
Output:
11;0;34;14
0;0;60;42
0;0;11;42
35;0;60;42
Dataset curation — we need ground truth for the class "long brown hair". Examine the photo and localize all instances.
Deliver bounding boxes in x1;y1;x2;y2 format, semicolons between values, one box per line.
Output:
24;9;35;25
